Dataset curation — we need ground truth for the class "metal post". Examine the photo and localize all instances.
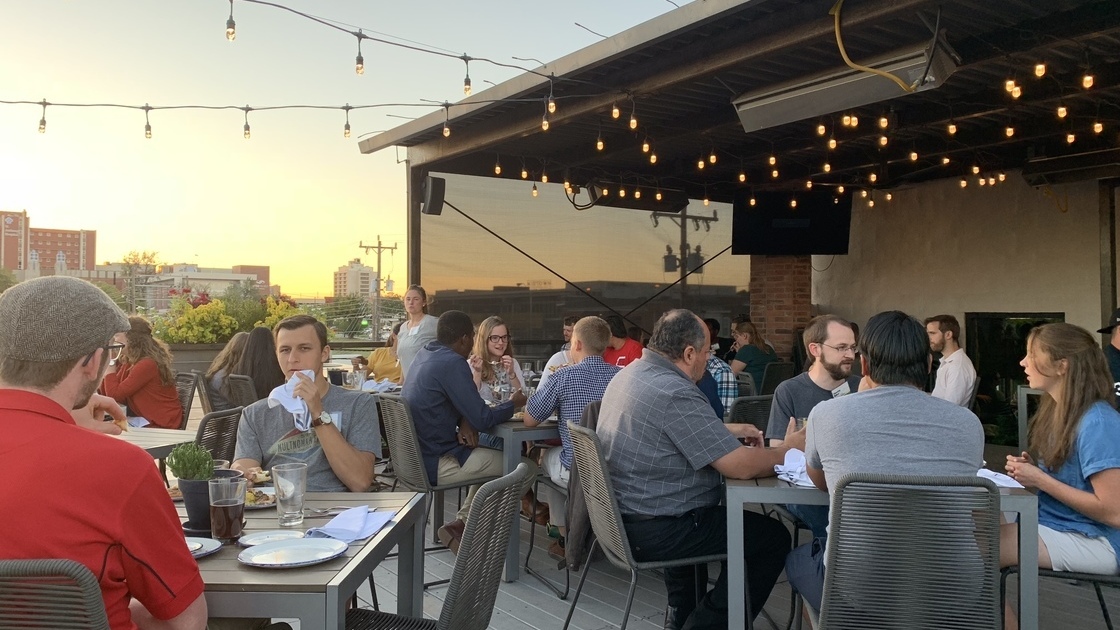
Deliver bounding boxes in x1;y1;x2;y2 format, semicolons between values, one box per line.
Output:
359;236;397;340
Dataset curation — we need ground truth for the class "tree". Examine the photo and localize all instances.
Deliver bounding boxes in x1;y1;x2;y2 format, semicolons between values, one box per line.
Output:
93;281;127;310
0;268;16;294
321;295;370;338
221;280;267;332
120;250;161;313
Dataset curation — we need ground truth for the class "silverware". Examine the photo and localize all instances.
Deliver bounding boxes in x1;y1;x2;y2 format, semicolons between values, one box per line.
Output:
303;506;382;517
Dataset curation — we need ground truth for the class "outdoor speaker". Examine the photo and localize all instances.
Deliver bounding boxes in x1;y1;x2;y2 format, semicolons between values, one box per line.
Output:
421;176;446;215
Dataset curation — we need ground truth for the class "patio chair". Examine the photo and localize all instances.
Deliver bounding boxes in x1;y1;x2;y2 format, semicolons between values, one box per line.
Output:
226;374;259;408
174;372;197;429
758;362;795;396
737;372;757;397
345;463;534;630
194;406;243;464
524;470;570;599
0;558;110;629
562;423;726;630
818;473;1001;630
191;369;215;415
1000;567;1120;630
375;393;501;587
727;395;773;435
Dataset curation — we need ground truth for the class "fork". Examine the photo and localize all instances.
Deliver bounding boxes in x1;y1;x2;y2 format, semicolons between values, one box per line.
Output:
304;506;380;516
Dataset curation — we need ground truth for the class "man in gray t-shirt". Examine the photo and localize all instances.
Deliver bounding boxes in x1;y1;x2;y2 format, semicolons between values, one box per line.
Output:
786;311;985;613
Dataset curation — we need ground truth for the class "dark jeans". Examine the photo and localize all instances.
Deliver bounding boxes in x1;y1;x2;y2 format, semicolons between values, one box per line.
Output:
625;506;791;629
785;537;826;612
784;504;829;540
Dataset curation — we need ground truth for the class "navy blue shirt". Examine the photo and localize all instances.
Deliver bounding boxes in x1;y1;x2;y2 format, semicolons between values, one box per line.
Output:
698;370;724;418
401;341;515;484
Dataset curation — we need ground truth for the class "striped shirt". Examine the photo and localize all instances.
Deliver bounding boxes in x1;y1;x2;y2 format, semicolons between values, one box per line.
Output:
526;355;619;470
706;356;737;411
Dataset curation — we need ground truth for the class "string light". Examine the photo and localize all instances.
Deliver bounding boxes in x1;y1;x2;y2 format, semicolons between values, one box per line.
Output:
988;177;996;186
1034;63;1046;78
960;179;967;188
611;103;620;119
739;171;747;182
1094;121;1104;134
947;122;957;135
521;165;528;179
842;114;852;127
971;165;980;174
878;115;889;129
619;187;626;197
817;123;826;136
629;112;638;131
494;159;501;175
463;71;471;97
634;189;641;199
1083;73;1094;89
771;169;779;179
1005;126;1014;137
541;114;549;131
828;137;837;150
1057;104;1068;119
1004;79;1016;93
656;189;663;201
998;172;1006;182
442;104;451;137
850;115;858;127
531;183;538;197
979;177;987;186
649;152;657;164
768;155;777;166
878;135;888;147
697;158;705;170
885;193;893;201
547;96;556;115
596;134;604;151
942;156;951;165
355;32;365;76
909;151;918;161
225;0;236;41
641;138;650;153
703;196;710;206
709;150;717;164
38;100;47;133
541;172;548;183
343;105;351;138
790;198;797;209
143;104;152;139
837;185;845;194
867;199;875;208
823;162;831;173
242;107;251;139
806;180;813;189
869;172;878;183
1011;85;1022;99
1067;132;1076;144
860;189;868;198
749;196;757;206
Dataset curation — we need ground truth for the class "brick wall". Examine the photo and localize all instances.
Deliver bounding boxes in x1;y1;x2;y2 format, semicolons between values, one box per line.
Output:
749;255;812;359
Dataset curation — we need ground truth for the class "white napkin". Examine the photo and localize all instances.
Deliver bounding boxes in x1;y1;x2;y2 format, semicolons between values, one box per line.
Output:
305;506;394;544
361;378;400;393
775;448;817;487
977;468;1024;488
267;370;316;432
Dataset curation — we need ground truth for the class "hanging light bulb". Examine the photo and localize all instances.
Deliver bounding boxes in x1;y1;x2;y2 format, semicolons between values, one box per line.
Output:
1067;132;1076;144
1004;79;1016;93
971;165;980;174
998;172;1006;182
790;198;798;209
947;122;957;135
38;116;46;133
942;156;951;165
601;187;609;196
1011;85;1022;99
355;49;365;75
771;169;779;179
145;122;152;139
1005;126;1015;138
697;159;705;170
541;173;548;183
869;173;878;183
541;115;549;131
442;123;450;137
1083;74;1094;89
739;171;747;183
243;122;251;140
548;97;556;114
618;187;626;197
817;123;826;136
979;177;987;187
520;166;528;179
878;135;888;147
596;135;604;151
823;162;831;173
494;161;502;176
860;189;868;198
909;151;918;161
749;196;757;206
878;115;889;129
563;176;570;189
842;114;852;127
885;192;893;201
1094;121;1104;134
656;190;663;201
850;115;859;127
1034;63;1046;78
828;137;837;150
703;196;710;206
611;103;620;119
988;177;996;186
1057;105;1068;119
634;189;641;199
868;199;875;208
768;155;777;166
960;179;968;188
532;184;538;197
463;76;472;96
709;150;717;164
225;1;236;41
837;185;845;194
629;113;638;131
649;152;657;164
642;139;650;153
806;180;813;189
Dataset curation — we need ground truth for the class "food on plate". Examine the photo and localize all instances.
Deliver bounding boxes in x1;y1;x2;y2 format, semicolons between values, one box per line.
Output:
249;469;271;484
245;488;274;506
168;485;182;499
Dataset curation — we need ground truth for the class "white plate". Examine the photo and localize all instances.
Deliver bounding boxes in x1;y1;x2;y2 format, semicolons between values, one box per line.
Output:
237;538;348;569
185;537;222;559
238;529;306;547
245;487;276;511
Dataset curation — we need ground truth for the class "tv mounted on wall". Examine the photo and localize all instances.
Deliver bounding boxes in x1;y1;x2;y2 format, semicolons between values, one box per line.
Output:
731;189;852;255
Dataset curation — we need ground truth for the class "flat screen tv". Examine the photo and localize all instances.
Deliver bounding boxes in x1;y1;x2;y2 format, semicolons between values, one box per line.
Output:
731;189;852;255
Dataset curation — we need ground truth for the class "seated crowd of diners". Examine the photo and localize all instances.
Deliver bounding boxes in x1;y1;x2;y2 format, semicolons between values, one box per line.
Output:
1;276;1118;630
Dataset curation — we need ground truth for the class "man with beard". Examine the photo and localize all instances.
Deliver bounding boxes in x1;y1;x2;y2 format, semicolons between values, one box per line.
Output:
0;276;208;630
925;314;977;407
766;314;862;538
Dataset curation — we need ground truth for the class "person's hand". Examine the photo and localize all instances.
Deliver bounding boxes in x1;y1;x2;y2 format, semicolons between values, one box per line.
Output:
783;417;807;451
71;393;126;434
458;423;479;448
501;355;514;374
1006;452;1047;488
351;356;367;369
510;389;528;408
293;371;325;418
732;423;764;447
468;354;483;373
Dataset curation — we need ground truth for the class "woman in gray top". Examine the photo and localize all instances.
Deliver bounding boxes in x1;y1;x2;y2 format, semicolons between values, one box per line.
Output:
396;285;438;380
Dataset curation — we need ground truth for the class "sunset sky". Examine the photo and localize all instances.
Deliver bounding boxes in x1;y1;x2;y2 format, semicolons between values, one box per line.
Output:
0;0;674;297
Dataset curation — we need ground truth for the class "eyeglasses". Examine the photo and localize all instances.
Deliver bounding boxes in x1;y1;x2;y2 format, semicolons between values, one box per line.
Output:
82;342;125;367
487;334;511;343
820;342;858;355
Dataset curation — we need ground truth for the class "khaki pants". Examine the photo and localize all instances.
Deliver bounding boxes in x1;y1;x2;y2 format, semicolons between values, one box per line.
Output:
437;447;537;522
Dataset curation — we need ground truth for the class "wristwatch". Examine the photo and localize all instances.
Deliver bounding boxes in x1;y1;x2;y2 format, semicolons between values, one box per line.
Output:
311;411;333;428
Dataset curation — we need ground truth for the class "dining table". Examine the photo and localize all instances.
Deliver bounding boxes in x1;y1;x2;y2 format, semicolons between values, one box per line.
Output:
115;426;194;459
724;477;1039;630
181;490;425;630
490;418;560;582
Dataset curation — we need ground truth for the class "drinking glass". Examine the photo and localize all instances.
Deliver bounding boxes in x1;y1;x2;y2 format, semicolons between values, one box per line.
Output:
272;463;308;527
208;477;247;544
212;459;230;470
795;417;809;431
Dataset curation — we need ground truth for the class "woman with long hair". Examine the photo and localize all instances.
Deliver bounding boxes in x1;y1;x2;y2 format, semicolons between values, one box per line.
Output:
469;316;526;403
100;316;183;429
353;321;404;384
232;326;286;402
205;331;248;410
1002;323;1120;624
729;320;778;388
395;285;438;380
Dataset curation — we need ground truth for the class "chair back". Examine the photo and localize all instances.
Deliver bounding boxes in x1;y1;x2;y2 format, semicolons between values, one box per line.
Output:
968;377;982;411
758;361;795;395
174;372;197;429
191;369;215;414
226;374;259;408
820;473;1001;630
194;406;244;463
727;395;773;433
567;423;639;573
736;372;756;397
375;394;433;493
437;463;534;630
0;559;110;629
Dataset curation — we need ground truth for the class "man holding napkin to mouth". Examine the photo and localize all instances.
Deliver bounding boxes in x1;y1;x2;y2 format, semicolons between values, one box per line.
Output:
232;315;382;493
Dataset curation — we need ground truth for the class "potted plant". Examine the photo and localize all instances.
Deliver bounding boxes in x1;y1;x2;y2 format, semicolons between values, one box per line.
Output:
167;443;215;531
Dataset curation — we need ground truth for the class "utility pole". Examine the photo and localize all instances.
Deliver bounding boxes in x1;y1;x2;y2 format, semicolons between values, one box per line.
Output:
653;205;718;306
359;236;397;340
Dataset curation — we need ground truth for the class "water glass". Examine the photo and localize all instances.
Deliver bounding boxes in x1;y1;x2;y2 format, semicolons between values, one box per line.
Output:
795;417;809;431
208;477;247;544
212;459;230;470
272;463;307;527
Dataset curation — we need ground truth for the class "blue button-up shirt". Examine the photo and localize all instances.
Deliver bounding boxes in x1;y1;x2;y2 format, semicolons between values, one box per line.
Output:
526;355;620;470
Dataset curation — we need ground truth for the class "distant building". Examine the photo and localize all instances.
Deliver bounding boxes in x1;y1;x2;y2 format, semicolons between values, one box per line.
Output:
1;210;96;276
334;259;374;300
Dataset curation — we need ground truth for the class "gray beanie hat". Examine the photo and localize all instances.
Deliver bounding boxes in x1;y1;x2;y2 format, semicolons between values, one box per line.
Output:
0;276;131;362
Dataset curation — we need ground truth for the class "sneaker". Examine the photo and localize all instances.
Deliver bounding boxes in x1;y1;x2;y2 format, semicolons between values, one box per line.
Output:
436;519;465;554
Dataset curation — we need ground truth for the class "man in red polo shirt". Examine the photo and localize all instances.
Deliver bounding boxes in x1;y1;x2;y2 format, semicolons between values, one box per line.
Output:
0;276;207;630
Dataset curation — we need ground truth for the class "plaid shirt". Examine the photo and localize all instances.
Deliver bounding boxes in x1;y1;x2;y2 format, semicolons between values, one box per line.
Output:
598;349;741;516
706;356;737;411
526;355;619;470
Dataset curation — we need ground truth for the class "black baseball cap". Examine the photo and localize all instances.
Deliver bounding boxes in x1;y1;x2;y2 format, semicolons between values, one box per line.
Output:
1098;308;1120;334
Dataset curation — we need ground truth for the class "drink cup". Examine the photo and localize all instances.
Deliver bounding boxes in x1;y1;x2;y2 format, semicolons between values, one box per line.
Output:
272;463;307;527
209;477;247;544
212;459;230;470
795;417;809;431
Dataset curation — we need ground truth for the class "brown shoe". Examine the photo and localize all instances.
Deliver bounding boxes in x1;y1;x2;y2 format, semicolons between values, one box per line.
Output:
547;538;565;561
437;519;465;555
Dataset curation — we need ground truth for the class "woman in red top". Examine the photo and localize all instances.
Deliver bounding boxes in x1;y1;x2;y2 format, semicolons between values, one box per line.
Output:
100;316;183;429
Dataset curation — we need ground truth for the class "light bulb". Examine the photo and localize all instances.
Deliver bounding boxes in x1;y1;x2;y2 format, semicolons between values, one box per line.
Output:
697;159;705;170
947;122;957;135
878;116;889;129
1012;86;1022;99
1067;133;1076;144
649;153;657;164
909;151;918;161
768;155;777;166
344;122;351;138
828;137;837;150
860;189;868;198
842;114;851;127
869;173;878;183
656;191;663;201
837;185;845;194
850;115;858;127
979;177;986;186
709;151;717;164
823;162;831;172
596;137;604;151
960;179;967;188
494;163;502;175
988;177;996;186
1005;126;1015;137
541;116;549;131
806;180;813;189
629;114;638;130
703;197;710;206
1083;74;1094;89
749;197;757;206
563;178;570;189
998;172;1006;182
355;53;365;75
790;199;797;208
38;117;46;133
463;77;472;96
1034;63;1046;78
972;165;980;174
541;173;548;183
226;17;236;41
521;168;528;179
885;193;893;201
739;172;746;182
634;189;641;199
548;98;556;114
942;156;951;165
771;169;779;179
642;140;650;153
611;103;620;119
442;124;450;137
532;184;538;197
1057;105;1067;119
868;199;875;208
878;135;888;147
817;124;826;136
619;187;626;197
1095;121;1104;134
144;123;152;139
1005;79;1016;93
243;122;251;139
601;188;609;196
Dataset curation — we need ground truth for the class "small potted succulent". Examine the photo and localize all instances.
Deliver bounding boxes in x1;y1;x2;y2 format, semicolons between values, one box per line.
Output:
167;443;218;531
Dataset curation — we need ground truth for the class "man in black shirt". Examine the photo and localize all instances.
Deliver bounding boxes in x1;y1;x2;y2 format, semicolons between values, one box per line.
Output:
1096;308;1120;406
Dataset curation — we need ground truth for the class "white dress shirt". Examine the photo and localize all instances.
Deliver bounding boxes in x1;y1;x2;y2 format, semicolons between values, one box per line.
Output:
931;348;978;408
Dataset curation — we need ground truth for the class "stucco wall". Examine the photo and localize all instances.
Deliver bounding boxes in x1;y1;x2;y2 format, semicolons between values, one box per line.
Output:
812;174;1104;338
